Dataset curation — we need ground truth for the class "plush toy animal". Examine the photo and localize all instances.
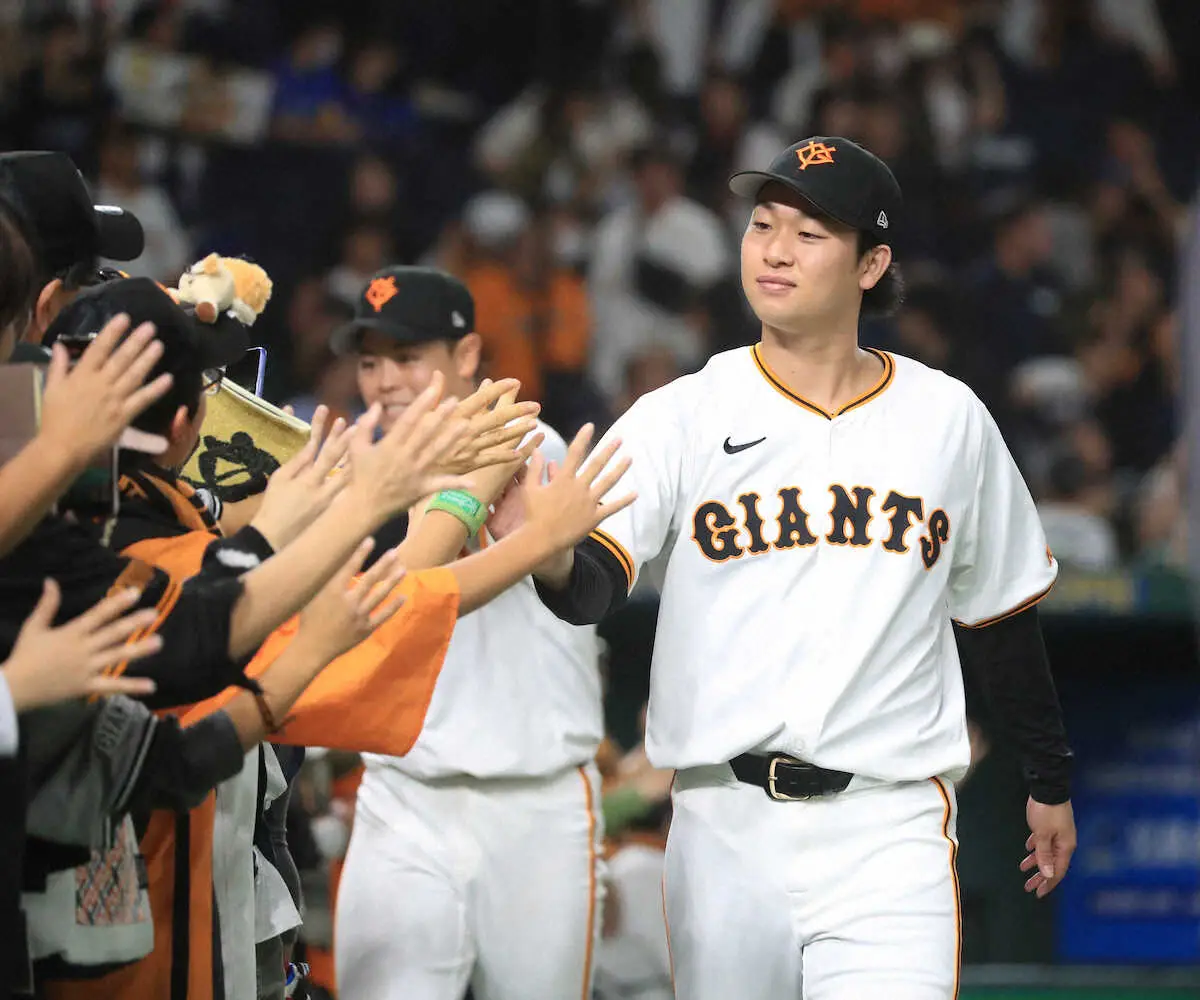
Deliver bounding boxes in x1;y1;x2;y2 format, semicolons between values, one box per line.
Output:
174;253;273;325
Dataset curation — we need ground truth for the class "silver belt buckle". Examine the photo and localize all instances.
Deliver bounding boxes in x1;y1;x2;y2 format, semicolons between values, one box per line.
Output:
766;755;810;801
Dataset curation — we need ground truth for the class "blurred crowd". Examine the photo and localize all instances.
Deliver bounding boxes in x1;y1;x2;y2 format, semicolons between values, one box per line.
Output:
2;0;1196;574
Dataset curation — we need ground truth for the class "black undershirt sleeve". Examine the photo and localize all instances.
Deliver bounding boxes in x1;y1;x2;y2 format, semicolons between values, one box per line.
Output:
125;712;247;815
533;537;631;626
954;606;1073;804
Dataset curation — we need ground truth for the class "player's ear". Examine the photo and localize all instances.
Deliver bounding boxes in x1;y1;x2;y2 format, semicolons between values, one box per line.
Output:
858;244;892;292
453;332;482;382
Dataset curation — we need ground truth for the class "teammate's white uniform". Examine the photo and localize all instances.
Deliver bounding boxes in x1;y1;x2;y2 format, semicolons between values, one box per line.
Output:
586;345;1057;1000
335;420;606;1000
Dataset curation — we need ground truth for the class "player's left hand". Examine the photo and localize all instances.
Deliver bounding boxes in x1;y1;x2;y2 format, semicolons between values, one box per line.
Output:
522;423;636;553
1021;797;1076;898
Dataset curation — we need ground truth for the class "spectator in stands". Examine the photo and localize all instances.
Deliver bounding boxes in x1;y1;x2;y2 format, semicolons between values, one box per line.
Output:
326;218;394;307
1079;245;1176;476
686;70;785;214
1035;447;1120;572
94;123;190;283
588;144;730;398
270;19;356;145
6;11;113;173
474;75;652;208
282;276;359;423
341;40;418;146
462;195;594;417
964;194;1069;378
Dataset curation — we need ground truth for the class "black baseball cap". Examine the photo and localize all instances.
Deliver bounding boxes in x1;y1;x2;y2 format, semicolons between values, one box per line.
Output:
44;277;249;376
0;151;144;280
729;136;902;245
331;266;475;355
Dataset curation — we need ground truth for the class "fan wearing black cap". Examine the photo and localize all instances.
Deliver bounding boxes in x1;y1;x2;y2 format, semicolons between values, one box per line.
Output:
519;138;1075;1000
0;150;144;359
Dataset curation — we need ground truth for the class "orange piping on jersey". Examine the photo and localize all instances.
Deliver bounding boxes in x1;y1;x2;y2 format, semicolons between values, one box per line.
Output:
662;866;676;994
953;578;1056;629
579;765;598;1000
750;344;895;419
589;528;634;590
931;777;962;999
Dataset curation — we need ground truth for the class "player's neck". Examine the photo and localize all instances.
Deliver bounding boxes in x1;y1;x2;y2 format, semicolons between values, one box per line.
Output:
757;322;881;415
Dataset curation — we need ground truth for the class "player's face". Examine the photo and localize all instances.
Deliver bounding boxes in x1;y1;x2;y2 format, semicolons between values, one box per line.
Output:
740;187;882;333
356;332;480;432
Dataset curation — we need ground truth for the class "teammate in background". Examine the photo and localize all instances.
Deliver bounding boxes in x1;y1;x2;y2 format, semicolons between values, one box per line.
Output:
333;267;610;1000
521;137;1076;999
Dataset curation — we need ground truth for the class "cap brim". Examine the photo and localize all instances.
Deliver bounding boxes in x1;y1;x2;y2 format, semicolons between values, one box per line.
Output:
728;171;859;231
330;318;427;356
93;205;144;261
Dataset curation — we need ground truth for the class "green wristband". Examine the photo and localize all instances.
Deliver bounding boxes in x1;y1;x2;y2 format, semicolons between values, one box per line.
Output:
426;489;487;537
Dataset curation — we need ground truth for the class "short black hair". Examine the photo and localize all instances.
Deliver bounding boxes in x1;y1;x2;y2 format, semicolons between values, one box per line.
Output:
857;229;904;318
0;201;36;336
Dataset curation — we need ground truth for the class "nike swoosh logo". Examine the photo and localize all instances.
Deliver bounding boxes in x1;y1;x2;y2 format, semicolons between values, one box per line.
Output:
723;436;766;455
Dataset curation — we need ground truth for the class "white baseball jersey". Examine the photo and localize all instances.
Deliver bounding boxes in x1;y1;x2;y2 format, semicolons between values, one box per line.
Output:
589;345;1057;782
364;420;603;782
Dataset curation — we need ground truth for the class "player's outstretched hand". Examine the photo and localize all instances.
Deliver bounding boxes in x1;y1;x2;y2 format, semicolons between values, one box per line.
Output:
252;405;353;550
441;378;541;477
346;371;474;522
520;423;636;553
2;580;160;711
468;426;545;507
39;314;174;462
298;538;409;663
1021;797;1076;898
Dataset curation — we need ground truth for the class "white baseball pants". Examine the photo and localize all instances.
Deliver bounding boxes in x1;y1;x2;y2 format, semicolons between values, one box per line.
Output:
664;765;961;1000
335;763;604;1000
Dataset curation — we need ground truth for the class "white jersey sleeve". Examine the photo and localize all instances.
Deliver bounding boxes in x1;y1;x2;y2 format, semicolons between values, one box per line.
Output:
587;387;685;592
949;395;1058;627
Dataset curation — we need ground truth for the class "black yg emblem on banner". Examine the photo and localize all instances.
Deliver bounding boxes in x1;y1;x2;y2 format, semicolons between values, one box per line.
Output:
184;431;280;502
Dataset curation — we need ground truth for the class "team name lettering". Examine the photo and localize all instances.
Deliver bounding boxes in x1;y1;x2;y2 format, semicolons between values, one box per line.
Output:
691;485;951;567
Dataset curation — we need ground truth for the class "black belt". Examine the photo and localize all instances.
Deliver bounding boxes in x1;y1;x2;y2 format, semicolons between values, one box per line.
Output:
729;753;854;801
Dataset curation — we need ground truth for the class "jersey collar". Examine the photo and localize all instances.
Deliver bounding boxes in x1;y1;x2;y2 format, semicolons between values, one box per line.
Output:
750;343;895;420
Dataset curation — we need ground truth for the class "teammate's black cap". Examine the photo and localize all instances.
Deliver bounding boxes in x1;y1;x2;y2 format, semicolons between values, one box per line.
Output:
44;276;249;375
729;136;902;245
331;266;475;355
0;151;145;279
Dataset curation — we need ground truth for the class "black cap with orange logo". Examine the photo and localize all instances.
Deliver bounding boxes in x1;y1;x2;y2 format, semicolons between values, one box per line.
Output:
331;266;475;355
729;136;902;246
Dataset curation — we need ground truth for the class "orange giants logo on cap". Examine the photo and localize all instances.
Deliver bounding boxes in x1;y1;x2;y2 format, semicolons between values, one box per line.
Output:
365;275;399;312
796;141;836;170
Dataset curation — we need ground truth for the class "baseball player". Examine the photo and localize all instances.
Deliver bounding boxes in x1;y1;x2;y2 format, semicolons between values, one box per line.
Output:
334;267;607;1000
524;137;1077;999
